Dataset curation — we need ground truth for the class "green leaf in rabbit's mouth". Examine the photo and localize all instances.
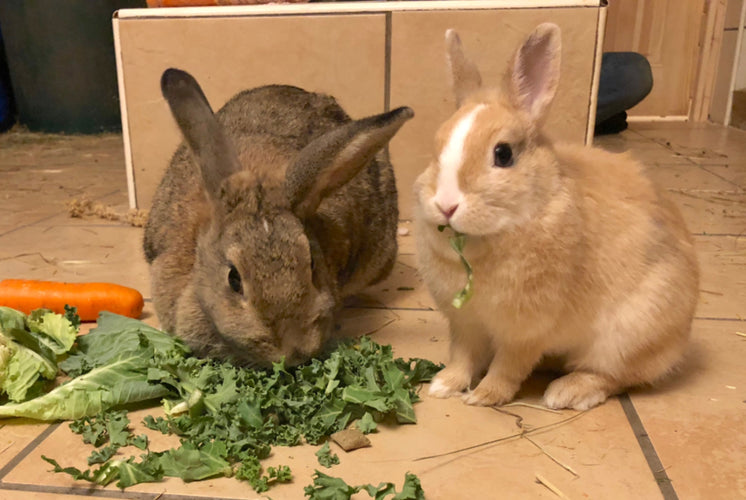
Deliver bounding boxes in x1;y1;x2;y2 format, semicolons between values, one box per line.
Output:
438;225;474;308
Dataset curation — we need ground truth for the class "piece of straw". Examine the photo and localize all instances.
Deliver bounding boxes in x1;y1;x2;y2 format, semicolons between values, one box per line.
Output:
535;473;572;499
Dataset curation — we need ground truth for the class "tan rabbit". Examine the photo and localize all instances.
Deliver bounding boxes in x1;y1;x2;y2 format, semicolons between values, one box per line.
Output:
413;24;699;410
144;69;412;367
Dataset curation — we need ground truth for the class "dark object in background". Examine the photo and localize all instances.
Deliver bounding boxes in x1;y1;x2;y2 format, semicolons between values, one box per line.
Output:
0;0;145;134
0;25;14;132
595;52;653;136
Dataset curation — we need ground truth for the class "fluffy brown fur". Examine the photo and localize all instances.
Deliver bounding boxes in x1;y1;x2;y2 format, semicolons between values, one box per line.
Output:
144;69;412;367
413;24;699;410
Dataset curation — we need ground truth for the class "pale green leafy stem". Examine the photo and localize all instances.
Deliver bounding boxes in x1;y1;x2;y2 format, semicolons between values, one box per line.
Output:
0;354;170;420
438;225;474;308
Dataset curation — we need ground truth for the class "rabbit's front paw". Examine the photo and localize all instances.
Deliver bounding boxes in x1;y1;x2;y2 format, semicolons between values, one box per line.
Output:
429;368;471;398
462;377;519;407
543;371;612;410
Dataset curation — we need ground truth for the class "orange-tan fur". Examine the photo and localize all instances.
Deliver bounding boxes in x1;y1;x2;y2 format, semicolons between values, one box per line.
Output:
413;25;699;410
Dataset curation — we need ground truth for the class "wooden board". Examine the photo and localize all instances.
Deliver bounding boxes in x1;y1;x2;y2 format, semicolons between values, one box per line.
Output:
603;0;708;119
114;1;605;217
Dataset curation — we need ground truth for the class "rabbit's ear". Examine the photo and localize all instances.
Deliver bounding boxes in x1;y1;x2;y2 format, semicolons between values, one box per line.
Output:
286;106;414;219
161;68;241;198
446;29;483;107
507;23;562;125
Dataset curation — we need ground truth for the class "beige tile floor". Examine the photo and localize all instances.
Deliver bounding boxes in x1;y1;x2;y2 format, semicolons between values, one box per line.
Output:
0;122;744;499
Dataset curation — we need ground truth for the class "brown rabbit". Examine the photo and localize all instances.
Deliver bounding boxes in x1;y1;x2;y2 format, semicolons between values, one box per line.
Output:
413;24;699;410
144;69;413;367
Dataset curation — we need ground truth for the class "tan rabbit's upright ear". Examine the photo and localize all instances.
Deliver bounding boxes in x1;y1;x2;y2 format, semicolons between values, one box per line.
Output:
161;68;241;199
507;23;562;125
446;29;482;107
286;106;414;219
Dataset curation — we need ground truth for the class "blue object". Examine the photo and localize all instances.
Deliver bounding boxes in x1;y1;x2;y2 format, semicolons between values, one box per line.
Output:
596;52;653;125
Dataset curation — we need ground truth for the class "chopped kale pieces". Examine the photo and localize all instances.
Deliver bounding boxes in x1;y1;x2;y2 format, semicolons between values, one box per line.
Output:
29;313;441;493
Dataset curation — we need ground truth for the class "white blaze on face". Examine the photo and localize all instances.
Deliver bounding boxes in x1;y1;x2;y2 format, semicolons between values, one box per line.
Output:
435;104;485;213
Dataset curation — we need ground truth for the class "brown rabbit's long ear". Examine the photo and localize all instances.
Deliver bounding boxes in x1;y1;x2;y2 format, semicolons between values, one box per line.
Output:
507;23;562;125
161;68;241;198
446;29;483;107
286;106;414;219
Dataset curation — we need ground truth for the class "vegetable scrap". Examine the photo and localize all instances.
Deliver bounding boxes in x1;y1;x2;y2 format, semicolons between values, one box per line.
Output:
315;441;340;468
438;225;474;308
356;411;378;434
0;308;441;494
304;470;425;500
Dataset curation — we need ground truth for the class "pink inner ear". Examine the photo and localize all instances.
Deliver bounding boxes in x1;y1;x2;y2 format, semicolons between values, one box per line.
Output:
514;35;556;116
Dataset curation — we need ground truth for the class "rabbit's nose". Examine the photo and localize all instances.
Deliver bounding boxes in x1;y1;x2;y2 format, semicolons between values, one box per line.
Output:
438;203;459;219
286;342;321;366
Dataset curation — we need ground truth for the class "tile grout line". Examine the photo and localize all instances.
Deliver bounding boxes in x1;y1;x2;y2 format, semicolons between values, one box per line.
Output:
645;135;746;192
0;481;248;500
618;393;679;500
653;149;743;193
693;316;745;322
0;423;60;482
697;164;745;192
692;232;745;237
0;425;262;500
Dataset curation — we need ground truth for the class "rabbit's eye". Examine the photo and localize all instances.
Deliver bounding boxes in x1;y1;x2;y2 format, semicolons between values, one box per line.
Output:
228;265;242;294
493;143;514;168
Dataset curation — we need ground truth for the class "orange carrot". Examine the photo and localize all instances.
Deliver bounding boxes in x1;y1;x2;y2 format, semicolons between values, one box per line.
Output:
0;279;144;322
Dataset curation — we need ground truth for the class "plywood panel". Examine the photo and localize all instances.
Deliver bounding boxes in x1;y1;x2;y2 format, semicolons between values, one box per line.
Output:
117;14;386;209
710;29;739;123
116;3;602;215
389;8;601;218
603;0;706;118
725;0;743;29
737;30;746;87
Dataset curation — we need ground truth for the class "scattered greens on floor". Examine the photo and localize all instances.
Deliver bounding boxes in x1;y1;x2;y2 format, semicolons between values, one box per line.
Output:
315;441;340;468
0;308;440;494
357;411;378;434
437;225;474;308
304;470;425;500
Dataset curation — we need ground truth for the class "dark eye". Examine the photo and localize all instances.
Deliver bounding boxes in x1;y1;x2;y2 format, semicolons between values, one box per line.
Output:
228;265;242;294
493;142;514;168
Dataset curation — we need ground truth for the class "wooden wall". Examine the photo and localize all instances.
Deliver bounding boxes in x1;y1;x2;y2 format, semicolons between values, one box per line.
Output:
603;0;708;119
